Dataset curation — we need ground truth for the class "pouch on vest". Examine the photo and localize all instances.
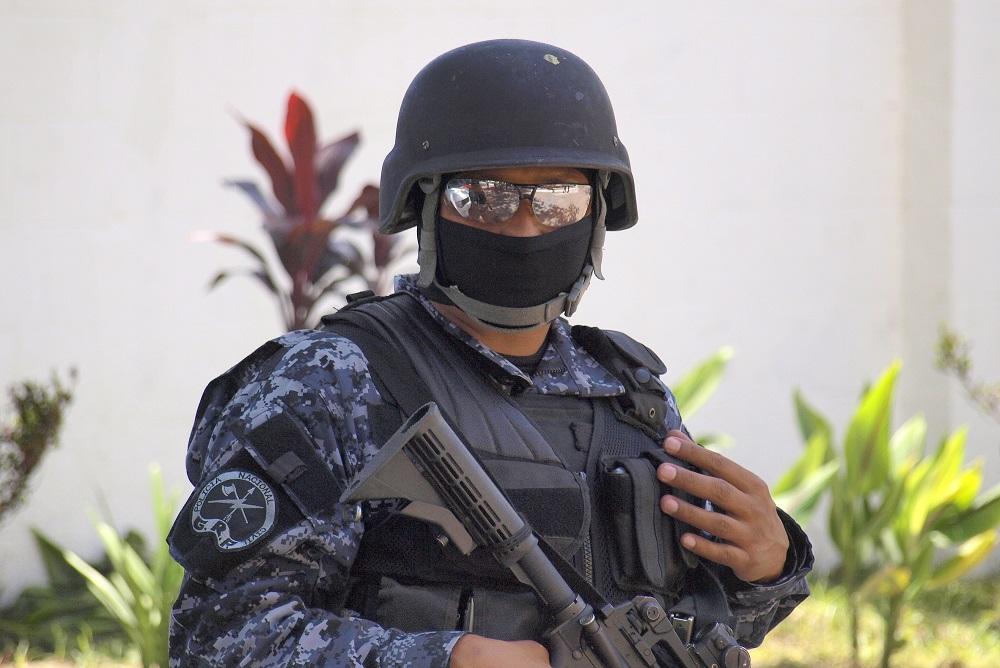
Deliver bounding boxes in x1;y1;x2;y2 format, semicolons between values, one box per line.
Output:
168;411;345;582
572;325;679;441
600;449;700;598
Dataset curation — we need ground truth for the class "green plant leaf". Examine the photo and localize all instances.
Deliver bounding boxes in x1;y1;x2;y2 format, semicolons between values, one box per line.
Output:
792;390;834;452
927;429;967;499
863;473;908;539
29;528;84;590
909;539;936;593
828;476;853;556
844;361;900;495
857;564;910;600
60;549;137;633
774;431;833;496
108;572;136;608
935;482;1000;543
879;526;903;564
774;460;839;525
907;428;968;535
897;457;933;537
889;414;927;474
693;432;733;450
120;543;157;604
927;530;998;589
94;523;127;579
925;463;984;535
148;463;182;587
950;464;983;512
671;347;733;421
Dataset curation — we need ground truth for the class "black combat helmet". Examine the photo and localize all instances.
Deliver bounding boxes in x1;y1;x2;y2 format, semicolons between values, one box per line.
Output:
381;39;636;329
380;39;637;234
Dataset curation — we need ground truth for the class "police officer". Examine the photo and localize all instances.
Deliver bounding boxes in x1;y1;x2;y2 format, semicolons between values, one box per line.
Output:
168;40;812;667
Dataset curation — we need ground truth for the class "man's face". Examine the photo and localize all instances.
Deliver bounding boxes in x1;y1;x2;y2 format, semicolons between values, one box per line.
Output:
439;166;591;237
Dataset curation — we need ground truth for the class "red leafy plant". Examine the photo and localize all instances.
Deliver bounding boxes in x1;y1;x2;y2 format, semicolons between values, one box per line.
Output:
197;92;410;331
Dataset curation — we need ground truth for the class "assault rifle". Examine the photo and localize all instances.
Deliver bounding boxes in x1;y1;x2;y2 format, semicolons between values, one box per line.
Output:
341;402;751;668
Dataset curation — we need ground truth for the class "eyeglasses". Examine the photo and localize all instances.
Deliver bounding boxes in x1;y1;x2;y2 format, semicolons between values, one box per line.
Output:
442;178;592;228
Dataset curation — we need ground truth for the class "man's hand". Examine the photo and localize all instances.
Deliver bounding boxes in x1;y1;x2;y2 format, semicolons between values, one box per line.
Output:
657;430;789;584
450;635;551;668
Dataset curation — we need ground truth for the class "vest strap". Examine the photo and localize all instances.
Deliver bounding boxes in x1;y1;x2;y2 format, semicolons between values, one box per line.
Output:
320;297;433;416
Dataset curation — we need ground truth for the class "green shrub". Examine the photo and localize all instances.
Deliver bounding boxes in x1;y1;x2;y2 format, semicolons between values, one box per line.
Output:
0;529;128;662
775;361;1000;668
58;464;183;668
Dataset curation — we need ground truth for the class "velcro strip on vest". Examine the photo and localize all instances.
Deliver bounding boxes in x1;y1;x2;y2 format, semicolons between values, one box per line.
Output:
242;411;343;520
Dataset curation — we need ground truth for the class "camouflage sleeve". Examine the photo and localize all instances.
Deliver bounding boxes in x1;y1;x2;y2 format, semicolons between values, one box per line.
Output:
168;331;464;667
706;508;814;648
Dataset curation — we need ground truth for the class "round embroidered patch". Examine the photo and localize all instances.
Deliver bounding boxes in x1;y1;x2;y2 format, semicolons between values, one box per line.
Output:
191;470;277;551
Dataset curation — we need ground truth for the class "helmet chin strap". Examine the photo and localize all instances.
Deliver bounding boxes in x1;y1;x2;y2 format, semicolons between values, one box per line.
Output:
416;175;442;290
416;172;609;332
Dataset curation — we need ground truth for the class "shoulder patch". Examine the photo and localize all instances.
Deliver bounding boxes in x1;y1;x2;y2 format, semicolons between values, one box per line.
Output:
169;443;308;580
190;469;277;552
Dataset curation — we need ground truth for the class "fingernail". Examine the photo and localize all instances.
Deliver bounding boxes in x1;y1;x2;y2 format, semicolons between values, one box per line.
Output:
682;534;696;548
659;464;676;481
665;437;680;453
662;497;679;513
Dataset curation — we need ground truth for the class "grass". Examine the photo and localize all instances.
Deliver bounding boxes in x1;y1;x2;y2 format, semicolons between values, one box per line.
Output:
751;575;1000;668
0;634;136;667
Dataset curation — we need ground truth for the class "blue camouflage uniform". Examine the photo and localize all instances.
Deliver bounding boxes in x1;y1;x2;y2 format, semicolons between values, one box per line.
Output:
168;275;812;667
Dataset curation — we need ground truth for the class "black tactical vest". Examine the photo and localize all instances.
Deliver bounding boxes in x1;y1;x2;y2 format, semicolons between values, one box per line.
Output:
321;293;697;641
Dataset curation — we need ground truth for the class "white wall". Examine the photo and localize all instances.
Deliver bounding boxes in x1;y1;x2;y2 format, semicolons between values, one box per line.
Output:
1;0;998;596
948;0;1000;527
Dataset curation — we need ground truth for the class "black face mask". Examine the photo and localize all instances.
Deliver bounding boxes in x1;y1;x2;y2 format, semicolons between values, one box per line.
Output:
435;216;593;309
